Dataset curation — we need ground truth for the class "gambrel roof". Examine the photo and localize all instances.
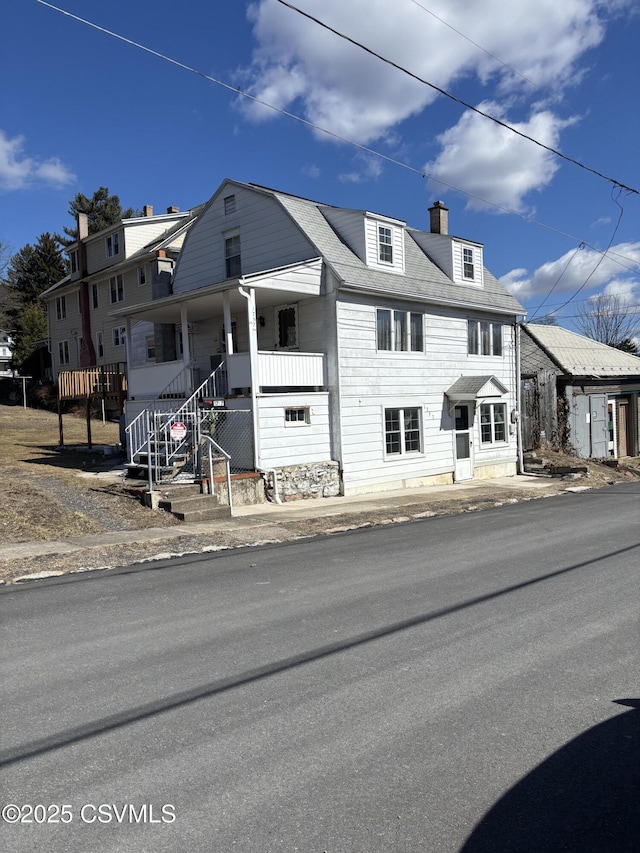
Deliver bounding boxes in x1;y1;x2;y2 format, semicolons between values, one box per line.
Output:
249;183;524;316
522;323;640;377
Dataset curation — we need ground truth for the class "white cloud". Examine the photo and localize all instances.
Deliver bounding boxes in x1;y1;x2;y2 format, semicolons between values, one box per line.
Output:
424;104;576;212
0;130;76;192
240;0;620;143
501;241;640;304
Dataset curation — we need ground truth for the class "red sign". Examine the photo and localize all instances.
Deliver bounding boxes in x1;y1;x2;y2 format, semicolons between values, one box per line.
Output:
170;421;187;441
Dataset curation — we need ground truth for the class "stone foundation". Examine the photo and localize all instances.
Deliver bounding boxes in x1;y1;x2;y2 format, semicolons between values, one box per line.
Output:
267;461;341;501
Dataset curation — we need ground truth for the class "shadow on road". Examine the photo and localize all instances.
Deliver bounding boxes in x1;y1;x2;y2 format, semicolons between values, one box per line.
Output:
462;699;640;852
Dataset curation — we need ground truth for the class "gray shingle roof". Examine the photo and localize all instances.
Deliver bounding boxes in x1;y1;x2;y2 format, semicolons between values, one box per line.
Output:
522;324;640;376
267;188;524;315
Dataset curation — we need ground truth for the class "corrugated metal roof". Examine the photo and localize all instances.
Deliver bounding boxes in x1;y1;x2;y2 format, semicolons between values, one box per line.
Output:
523;324;640;376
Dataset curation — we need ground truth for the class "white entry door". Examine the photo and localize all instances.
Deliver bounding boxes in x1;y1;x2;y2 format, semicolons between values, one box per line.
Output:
454;404;474;481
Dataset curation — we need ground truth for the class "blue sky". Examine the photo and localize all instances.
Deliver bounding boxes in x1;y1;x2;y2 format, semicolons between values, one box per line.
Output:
2;0;639;333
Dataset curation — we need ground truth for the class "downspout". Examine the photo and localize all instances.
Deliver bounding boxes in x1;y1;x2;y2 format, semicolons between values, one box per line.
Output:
237;285;282;503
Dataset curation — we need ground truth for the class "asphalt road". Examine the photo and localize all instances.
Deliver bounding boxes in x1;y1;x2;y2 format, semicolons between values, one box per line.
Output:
1;484;639;852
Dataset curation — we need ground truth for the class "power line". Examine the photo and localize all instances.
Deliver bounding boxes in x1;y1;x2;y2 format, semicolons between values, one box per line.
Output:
274;0;638;197
35;1;640;278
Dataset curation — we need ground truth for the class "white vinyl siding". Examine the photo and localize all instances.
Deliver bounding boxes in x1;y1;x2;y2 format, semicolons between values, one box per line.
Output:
257;393;331;467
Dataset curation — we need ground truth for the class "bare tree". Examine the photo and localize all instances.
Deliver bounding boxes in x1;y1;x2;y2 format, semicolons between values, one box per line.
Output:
575;293;640;349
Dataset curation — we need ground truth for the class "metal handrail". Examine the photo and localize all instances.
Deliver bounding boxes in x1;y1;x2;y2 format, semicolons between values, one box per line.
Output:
201;434;233;512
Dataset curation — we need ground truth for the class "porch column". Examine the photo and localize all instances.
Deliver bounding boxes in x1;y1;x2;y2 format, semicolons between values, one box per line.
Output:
223;293;234;354
238;285;261;468
180;305;191;368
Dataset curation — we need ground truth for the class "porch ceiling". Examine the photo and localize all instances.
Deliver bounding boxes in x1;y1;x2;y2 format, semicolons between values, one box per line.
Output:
111;258;323;324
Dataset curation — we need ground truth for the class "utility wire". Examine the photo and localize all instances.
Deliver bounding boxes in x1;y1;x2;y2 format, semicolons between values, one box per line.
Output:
528;242;585;321
275;0;638;196
35;1;640;277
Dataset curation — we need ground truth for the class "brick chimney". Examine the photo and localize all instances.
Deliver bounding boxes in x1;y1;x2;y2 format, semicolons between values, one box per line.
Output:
77;211;89;240
166;206;180;214
428;200;449;235
143;204;154;217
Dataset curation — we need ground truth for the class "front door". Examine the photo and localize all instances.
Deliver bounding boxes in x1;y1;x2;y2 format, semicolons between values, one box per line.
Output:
454;403;474;482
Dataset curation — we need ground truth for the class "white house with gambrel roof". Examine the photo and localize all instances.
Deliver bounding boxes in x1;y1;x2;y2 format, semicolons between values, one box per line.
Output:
116;180;524;498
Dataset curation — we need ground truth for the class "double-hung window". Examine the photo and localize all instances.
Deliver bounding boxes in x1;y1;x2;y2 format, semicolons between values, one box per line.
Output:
225;233;241;278
377;309;424;352
384;407;422;455
138;265;146;286
58;340;70;365
378;225;393;264
92;283;99;309
106;232;120;258
463;246;475;279
70;250;78;274
468;320;502;356
112;326;126;347
480;403;507;444
96;331;104;358
110;274;124;304
56;295;66;320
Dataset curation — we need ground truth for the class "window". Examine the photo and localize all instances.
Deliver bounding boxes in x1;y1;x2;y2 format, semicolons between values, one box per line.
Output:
56;295;66;320
224;194;236;215
463;246;475;279
467;320;502;356
480;403;507;444
377;309;424;352
385;407;422;455
70;250;78;274
378;225;393;264
112;326;126;347
285;407;310;426
106;232;120;258
96;331;104;358
146;336;156;361
110;274;124;303
225;234;241;278
276;304;297;349
138;265;146;286
92;283;99;309
58;340;70;365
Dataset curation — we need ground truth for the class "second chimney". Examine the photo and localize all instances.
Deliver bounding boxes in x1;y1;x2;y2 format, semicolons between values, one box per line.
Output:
166;206;180;214
428;200;449;235
143;204;154;217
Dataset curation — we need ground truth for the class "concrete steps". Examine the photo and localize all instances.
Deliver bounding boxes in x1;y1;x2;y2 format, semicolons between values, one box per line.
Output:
157;485;231;522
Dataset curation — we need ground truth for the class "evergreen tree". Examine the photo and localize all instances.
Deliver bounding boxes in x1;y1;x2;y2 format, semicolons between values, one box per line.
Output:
60;187;138;244
3;233;67;373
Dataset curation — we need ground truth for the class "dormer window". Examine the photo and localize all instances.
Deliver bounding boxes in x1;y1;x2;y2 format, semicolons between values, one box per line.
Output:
106;232;120;258
378;226;393;264
463;247;475;279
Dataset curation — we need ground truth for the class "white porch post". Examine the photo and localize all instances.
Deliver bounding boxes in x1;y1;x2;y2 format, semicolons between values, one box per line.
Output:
238;285;261;469
180;305;191;368
223;293;234;354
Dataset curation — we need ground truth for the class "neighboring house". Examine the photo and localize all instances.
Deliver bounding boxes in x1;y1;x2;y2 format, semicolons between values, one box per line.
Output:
0;331;13;376
520;323;640;458
41;204;200;414
116;179;524;498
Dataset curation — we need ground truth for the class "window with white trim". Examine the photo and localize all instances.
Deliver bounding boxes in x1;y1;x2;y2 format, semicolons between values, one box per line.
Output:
58;340;70;365
285;406;310;426
384;407;422;455
96;331;104;358
91;283;99;309
146;336;155;360
378;225;393;264
224;194;236;215
56;295;66;320
467;320;502;356
138;265;147;286
463;246;475;279
106;232;120;258
377;309;424;352
480;403;507;444
225;233;241;278
275;304;298;349
70;250;78;274
110;274;124;303
112;326;126;347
